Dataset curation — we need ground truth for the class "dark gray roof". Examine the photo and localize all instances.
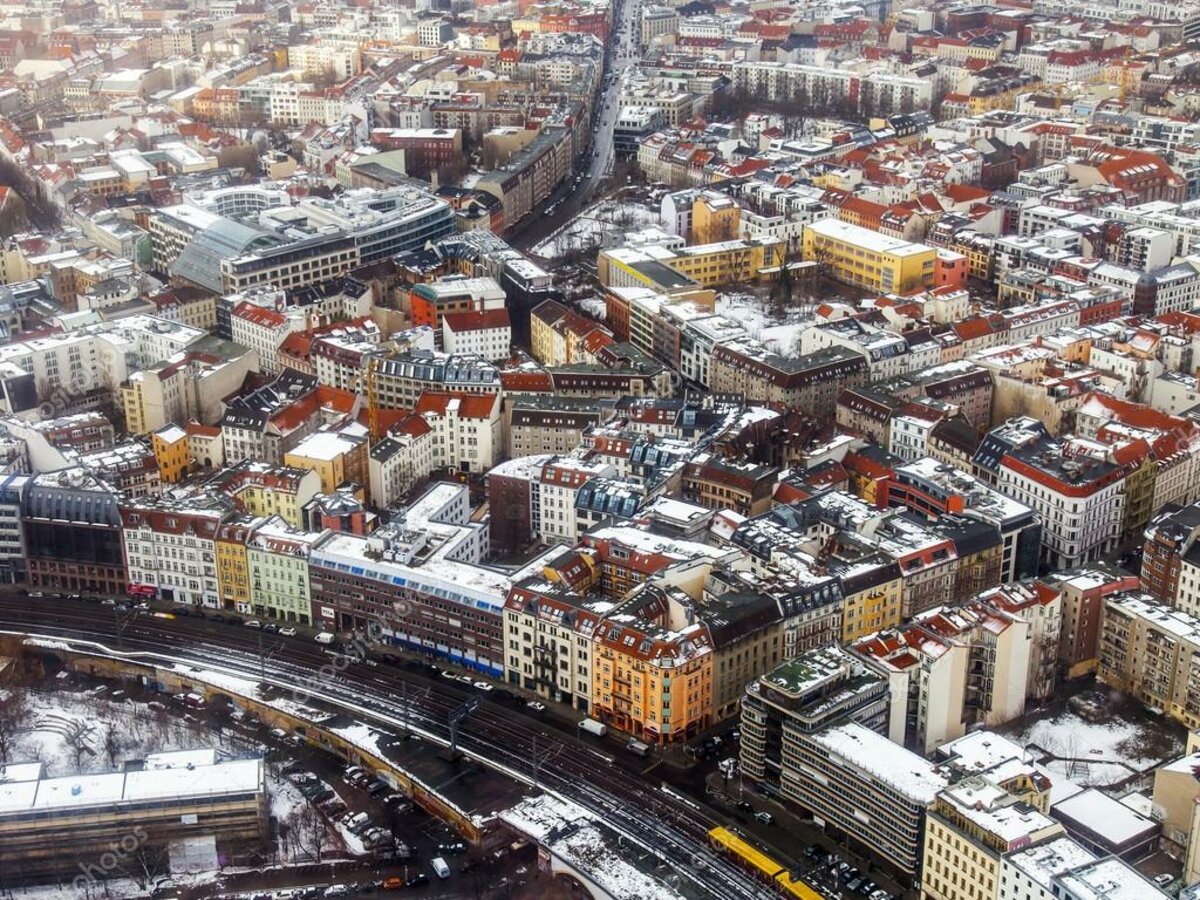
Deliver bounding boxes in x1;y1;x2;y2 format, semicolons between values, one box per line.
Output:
171;221;280;292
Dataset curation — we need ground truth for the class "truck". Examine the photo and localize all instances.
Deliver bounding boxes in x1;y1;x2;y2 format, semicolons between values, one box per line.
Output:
626;739;651;758
431;857;451;879
314;631;336;645
578;718;607;738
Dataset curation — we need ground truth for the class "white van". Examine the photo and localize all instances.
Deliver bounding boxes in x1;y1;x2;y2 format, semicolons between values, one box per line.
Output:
315;632;336;645
431;857;451;879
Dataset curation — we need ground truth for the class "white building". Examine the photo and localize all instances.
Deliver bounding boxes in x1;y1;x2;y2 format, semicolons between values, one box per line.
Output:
441;309;512;362
996;437;1127;569
368;419;436;509
230;301;307;374
120;500;227;608
413;391;502;475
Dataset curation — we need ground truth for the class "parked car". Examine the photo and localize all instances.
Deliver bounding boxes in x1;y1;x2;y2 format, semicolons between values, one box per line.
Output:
406;873;429;888
526;700;546;713
754;811;773;825
437;841;466;854
280;627;297;636
244;620;261;629
473;681;493;692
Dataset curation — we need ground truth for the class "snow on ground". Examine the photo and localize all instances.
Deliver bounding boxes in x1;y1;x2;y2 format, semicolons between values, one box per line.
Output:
531;200;661;259
1012;711;1183;788
13;688;236;778
716;293;812;353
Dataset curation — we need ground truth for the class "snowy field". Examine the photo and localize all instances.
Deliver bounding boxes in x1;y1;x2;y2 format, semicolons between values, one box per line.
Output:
1011;709;1183;788
531;199;661;259
9;686;247;777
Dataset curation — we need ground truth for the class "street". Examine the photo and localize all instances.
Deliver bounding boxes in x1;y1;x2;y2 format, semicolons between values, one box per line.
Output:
509;0;642;251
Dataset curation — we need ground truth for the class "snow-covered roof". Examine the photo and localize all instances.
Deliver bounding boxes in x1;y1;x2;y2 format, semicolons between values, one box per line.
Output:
1053;789;1156;846
810;723;947;803
0;753;263;816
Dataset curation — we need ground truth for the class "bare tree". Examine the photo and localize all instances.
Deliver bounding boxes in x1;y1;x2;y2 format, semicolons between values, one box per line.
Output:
63;718;96;773
0;690;29;764
286;803;329;862
101;722;122;769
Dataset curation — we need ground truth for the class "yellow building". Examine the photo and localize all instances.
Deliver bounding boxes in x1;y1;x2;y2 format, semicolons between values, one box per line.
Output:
231;469;320;528
691;191;741;244
921;779;1063;900
840;572;903;643
591;618;713;745
209;461;321;529
283;431;364;496
121;377;150;436
215;517;262;613
802;218;936;294
598;239;785;291
151;424;191;483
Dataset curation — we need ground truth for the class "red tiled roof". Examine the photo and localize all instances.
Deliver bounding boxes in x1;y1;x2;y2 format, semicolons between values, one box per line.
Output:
232;301;288;328
442;308;511;332
414;390;498;419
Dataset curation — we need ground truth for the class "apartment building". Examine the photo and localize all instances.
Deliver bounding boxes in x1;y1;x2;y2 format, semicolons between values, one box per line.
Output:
506;396;607;458
23;468;126;594
1040;566;1139;678
598;238;785;290
215;515;262;613
120;497;232;608
852;600;1033;754
590;582;715;744
1097;593;1200;731
708;342;868;414
802;219;938;294
241;517;321;623
123;345;259;436
284;428;368;498
230;301;307;374
530;299;614;367
740;647;944;874
996;436;1129;570
207;461;322;530
370;350;501;410
882;457;1042;584
409;276;507;341
412;391;502;475
921;779;1064;900
441;309;512;362
681;454;779;518
503;550;607;712
367;420;435;511
308;484;505;675
1142;500;1200;615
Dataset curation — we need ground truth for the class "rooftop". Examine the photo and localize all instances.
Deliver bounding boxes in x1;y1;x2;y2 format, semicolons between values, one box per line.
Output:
810;723;947;803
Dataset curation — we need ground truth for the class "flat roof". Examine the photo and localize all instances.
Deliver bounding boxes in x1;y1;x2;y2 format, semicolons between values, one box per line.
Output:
806;218;935;258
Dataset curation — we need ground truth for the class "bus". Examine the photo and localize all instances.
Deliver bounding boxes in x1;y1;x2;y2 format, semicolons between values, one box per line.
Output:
126;583;157;600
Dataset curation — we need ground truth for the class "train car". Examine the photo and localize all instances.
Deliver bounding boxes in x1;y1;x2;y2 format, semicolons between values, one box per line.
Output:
708;826;821;900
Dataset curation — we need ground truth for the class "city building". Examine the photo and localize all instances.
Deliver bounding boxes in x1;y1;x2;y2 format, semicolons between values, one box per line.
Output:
802;219;938;294
0;750;267;881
